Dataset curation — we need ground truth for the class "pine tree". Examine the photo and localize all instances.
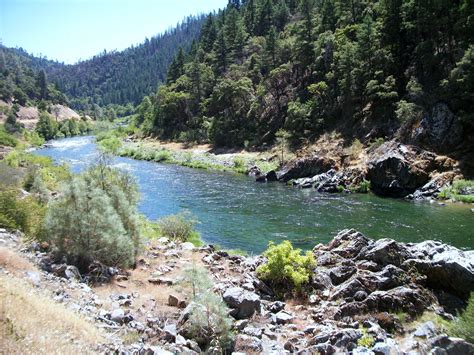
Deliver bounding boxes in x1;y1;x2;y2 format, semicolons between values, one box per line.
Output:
37;69;48;100
256;0;274;36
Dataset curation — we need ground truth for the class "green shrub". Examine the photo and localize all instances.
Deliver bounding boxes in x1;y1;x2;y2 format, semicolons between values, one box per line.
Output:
350;180;370;193
438;179;474;203
233;156;247;173
357;327;375;348
24;130;45;147
257;240;316;295
179;265;233;351
157;211;202;246
0;124;18;147
152;149;172;162
5;150;53;169
449;292;474;343
97;136;122;154
0;187;46;238
44;163;142;270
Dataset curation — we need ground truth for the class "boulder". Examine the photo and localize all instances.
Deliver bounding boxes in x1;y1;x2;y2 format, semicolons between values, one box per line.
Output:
428;335;474;355
266;170;278;182
277;156;337;182
404;241;474;299
327;229;371;259
367;143;432;197
222;287;261;319
364;286;432;315
358;239;411;267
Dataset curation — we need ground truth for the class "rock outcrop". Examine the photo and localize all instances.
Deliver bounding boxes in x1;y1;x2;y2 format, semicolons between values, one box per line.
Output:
276;155;337;182
367;142;460;198
413;103;464;152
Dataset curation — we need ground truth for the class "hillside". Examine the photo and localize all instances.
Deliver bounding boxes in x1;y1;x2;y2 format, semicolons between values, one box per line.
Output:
133;0;473;161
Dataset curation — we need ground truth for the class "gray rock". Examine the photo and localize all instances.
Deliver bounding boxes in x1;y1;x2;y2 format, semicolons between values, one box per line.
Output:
268;301;286;313
327;229;371;259
26;271;41;286
223;287;261;319
277;155;336;182
428;335;474;355
328;265;357;285
234;334;263;353
168;294;179;307
352;347;375;354
367;142;431;197
404;241;474;299
272;310;294;325
65;265;81;281
242;325;263;338
413;321;437;339
414;103;463;152
110;308;125;324
359;239;410;267
372;339;400;355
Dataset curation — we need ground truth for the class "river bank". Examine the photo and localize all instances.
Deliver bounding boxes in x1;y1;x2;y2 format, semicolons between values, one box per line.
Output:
107;132;474;205
1;228;473;353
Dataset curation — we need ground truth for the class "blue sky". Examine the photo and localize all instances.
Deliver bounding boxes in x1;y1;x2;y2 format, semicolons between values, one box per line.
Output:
0;0;227;64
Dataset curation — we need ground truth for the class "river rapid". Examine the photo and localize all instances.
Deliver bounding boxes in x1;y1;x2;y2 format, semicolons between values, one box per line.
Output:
35;136;474;253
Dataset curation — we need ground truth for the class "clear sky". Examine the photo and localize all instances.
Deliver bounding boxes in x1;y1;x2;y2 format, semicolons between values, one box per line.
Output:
0;0;227;64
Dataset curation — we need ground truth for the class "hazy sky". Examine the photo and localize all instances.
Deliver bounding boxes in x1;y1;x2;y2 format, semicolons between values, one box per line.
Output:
1;0;227;64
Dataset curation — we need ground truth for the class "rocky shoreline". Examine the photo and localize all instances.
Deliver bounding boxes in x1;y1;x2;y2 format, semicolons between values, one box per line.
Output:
1;228;473;354
252;141;473;203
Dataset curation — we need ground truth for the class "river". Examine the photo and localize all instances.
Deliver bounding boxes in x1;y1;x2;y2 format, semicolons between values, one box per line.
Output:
35;136;474;253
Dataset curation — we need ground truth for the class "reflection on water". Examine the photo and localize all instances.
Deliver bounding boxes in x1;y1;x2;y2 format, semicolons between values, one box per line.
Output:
36;136;474;253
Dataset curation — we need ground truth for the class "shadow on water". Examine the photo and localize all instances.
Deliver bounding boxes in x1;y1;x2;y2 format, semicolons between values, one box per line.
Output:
36;136;474;253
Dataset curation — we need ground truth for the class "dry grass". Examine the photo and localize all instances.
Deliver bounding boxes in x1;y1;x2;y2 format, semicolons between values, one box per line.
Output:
0;274;104;354
0;246;36;276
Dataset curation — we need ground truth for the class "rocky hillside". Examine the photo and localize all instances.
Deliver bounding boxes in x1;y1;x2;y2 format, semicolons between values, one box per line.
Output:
1;228;473;353
0;100;83;130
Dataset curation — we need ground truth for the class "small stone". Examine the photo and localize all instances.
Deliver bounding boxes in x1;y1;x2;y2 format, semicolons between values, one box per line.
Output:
272;310;294;325
268;301;285;313
242;326;262;338
413;321;437;339
148;277;174;285
168;295;179;307
110;309;125;324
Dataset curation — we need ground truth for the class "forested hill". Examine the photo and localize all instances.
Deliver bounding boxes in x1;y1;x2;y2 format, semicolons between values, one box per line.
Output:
1;15;207;111
135;0;473;152
48;15;207;110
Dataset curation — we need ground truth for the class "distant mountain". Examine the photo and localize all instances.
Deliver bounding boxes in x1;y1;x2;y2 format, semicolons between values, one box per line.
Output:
2;15;207;111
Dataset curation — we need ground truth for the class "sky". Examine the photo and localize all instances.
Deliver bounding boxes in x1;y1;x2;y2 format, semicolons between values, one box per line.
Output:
0;0;227;64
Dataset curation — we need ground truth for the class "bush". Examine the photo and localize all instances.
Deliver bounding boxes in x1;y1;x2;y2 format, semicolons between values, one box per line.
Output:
449;292;474;343
44;163;142;270
438;179;474;203
179;265;233;351
0;124;18;147
257;240;316;295
0;187;46;238
157;212;202;246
